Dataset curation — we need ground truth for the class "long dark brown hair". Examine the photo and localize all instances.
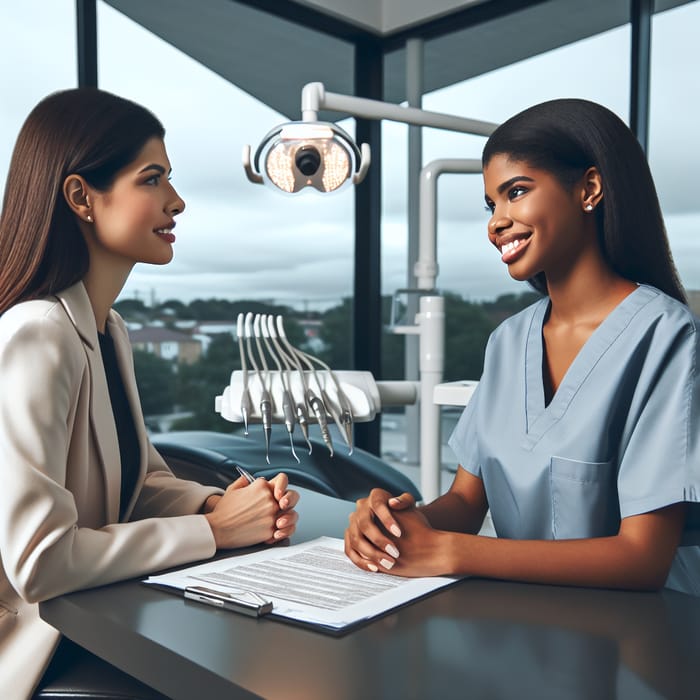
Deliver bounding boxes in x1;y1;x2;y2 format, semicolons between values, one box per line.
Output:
482;98;686;304
0;88;165;312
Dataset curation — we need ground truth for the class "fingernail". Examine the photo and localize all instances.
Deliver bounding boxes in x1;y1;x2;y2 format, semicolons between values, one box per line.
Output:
277;518;287;528
273;530;285;539
390;525;401;537
380;558;394;570
367;563;378;572
385;544;400;558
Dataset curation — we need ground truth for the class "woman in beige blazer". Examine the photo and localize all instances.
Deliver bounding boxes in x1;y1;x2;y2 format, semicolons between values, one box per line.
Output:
0;88;299;699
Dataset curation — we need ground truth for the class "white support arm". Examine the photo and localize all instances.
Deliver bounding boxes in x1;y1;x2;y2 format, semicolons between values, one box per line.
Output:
301;82;498;137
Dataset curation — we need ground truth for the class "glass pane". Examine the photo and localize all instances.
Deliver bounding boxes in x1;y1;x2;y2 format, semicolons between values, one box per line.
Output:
0;1;76;192
97;2;354;311
650;0;700;312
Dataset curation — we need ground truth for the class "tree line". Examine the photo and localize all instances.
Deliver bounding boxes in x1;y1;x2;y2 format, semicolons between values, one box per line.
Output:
116;290;540;432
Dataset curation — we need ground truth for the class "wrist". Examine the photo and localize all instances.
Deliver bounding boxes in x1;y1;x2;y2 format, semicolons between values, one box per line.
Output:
439;531;461;576
202;494;222;514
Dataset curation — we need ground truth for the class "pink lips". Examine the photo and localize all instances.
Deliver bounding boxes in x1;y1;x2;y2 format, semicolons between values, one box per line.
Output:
155;231;176;244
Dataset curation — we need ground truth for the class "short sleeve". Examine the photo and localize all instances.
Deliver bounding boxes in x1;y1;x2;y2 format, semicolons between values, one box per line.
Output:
616;313;700;543
448;381;482;477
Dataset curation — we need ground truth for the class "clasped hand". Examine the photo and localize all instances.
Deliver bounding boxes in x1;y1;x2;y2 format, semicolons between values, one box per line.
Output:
205;473;299;550
344;488;447;577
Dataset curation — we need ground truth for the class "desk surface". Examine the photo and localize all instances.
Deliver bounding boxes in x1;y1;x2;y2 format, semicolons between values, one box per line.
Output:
41;489;700;700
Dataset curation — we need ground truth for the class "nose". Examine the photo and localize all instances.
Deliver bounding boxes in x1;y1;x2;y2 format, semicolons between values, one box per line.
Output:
488;214;512;236
168;184;186;216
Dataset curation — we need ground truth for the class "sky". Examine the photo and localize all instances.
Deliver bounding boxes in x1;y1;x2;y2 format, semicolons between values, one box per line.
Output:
1;0;699;311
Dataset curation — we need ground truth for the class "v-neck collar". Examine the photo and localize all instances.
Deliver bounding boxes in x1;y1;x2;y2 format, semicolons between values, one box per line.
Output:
522;284;658;448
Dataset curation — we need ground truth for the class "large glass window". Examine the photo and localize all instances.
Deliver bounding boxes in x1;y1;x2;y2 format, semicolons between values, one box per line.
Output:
382;22;631;334
97;2;354;312
0;1;76;193
650;0;700;309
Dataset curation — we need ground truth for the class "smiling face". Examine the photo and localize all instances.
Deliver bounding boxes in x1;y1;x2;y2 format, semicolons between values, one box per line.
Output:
86;137;185;269
483;154;596;286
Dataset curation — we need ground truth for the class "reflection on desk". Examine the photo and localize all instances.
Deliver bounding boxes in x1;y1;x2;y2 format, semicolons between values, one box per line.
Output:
41;488;700;700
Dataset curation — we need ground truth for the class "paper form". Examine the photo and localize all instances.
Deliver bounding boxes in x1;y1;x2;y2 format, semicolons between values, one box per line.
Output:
144;536;461;630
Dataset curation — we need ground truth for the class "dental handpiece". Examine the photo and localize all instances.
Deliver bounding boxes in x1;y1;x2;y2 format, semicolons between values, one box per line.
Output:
267;315;313;455
245;313;272;464
260;315;299;464
275;315;334;457
236;313;252;435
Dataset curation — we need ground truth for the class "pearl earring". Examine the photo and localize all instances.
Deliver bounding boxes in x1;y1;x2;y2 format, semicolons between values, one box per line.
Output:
86;215;93;222
585;204;594;212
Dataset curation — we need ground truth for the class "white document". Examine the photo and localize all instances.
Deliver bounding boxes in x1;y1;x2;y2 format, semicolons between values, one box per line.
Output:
144;536;460;630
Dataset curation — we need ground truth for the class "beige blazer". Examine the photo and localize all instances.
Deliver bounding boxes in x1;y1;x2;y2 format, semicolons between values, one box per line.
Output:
0;282;222;699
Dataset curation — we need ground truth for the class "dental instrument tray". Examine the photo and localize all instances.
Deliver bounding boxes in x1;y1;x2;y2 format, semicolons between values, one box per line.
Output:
214;313;417;461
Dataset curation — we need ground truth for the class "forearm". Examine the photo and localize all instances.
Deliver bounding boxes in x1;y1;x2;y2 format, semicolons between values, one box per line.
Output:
441;531;670;591
418;468;488;535
419;491;485;535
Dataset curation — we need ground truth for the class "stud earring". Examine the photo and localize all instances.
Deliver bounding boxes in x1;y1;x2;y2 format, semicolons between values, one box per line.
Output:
585;204;594;212
86;215;93;222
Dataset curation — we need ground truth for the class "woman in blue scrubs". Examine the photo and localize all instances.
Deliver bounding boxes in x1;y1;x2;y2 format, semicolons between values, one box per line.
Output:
344;99;700;595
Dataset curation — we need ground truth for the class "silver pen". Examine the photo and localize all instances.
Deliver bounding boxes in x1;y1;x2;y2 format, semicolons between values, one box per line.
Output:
234;464;256;484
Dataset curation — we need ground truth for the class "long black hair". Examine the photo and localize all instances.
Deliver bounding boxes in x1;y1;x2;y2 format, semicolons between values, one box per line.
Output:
0;88;165;312
482;98;686;303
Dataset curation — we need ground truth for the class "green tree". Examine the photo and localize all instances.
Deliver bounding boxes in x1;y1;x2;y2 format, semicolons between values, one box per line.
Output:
316;296;403;377
113;298;149;321
172;334;239;432
443;293;495;381
318;298;353;369
132;349;177;416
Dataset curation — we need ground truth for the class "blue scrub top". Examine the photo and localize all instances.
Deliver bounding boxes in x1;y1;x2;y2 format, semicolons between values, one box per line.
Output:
448;285;700;595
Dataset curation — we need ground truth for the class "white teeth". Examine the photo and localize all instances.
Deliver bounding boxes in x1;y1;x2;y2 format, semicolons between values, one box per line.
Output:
501;239;521;255
155;228;172;234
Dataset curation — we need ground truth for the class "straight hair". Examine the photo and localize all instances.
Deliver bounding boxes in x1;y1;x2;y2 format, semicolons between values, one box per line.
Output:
0;88;165;312
482;98;686;304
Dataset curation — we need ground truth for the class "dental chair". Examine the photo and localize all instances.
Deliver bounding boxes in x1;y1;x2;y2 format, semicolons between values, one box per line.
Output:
151;428;422;502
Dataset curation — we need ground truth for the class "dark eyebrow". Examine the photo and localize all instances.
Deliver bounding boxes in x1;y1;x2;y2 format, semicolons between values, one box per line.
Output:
138;163;171;176
497;175;534;194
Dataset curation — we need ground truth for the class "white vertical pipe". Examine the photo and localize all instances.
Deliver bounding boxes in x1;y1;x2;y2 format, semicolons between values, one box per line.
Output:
416;159;482;290
416;159;482;502
418;295;444;502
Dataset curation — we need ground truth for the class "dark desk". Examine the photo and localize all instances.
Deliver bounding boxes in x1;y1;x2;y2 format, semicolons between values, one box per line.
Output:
41;489;700;700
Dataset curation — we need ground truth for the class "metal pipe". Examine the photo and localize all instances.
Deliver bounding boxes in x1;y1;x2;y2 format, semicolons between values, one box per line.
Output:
416;159;482;290
418;296;445;502
302;82;498;137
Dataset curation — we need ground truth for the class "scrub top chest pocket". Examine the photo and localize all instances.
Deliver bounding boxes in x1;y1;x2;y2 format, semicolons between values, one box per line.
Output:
550;456;620;540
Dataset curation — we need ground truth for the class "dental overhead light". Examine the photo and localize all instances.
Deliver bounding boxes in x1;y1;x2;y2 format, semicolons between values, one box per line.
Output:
244;121;369;194
243;81;497;195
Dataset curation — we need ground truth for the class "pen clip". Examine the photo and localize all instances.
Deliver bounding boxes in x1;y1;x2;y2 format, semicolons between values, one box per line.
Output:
185;585;272;612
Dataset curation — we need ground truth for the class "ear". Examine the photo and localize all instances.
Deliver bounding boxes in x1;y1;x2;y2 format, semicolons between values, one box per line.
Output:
63;174;94;223
581;166;603;213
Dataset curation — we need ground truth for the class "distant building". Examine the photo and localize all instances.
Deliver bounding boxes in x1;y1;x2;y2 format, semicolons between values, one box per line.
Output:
192;321;237;337
298;319;325;354
128;327;202;364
